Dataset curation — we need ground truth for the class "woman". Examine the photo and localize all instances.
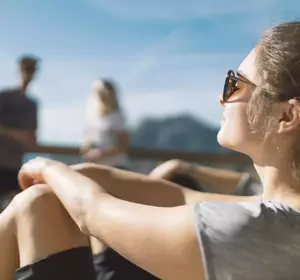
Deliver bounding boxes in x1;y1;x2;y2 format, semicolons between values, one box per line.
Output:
4;21;300;280
82;79;129;169
83;79;157;279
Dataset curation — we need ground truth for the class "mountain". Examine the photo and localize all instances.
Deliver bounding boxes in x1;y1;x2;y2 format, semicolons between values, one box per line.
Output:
131;114;228;153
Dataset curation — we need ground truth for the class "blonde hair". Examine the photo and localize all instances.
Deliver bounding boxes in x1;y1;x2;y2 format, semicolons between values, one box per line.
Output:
90;79;120;117
247;22;300;181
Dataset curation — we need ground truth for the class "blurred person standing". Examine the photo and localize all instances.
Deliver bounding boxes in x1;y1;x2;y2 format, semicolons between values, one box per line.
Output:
0;55;39;197
82;79;130;170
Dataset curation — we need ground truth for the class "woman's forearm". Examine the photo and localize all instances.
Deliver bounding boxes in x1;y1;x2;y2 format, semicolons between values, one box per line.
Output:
42;163;104;231
187;164;245;194
72;163;187;207
72;163;257;207
149;160;245;194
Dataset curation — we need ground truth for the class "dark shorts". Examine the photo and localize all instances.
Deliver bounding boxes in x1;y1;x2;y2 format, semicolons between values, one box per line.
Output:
169;173;203;191
93;248;159;280
15;247;159;280
15;247;97;280
0;168;19;196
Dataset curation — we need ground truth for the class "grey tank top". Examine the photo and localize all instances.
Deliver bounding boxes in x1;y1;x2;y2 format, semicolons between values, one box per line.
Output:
194;200;300;280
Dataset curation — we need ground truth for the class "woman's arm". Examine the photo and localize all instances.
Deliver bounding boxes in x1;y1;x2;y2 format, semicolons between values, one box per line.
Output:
72;163;257;207
100;130;129;157
19;159;205;280
150;159;249;194
81;125;129;162
88;198;205;280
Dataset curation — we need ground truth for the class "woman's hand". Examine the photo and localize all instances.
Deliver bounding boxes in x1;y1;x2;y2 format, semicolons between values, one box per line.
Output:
149;159;188;179
82;149;104;161
18;157;65;190
80;142;93;155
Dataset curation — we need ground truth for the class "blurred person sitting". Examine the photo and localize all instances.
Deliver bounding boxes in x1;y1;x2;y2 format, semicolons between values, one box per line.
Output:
82;79;157;279
82;79;129;170
150;159;262;196
0;55;39;198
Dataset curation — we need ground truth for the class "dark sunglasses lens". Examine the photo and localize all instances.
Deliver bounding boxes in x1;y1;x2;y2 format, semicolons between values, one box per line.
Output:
223;77;231;102
223;77;238;102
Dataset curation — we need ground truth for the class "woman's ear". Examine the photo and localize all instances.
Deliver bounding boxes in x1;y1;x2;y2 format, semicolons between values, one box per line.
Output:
278;99;300;134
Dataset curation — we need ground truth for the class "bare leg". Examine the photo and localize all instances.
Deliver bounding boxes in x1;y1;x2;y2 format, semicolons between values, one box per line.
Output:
0;201;19;280
13;184;90;267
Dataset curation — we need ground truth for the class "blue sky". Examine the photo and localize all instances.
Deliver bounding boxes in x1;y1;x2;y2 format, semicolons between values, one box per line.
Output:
0;0;299;144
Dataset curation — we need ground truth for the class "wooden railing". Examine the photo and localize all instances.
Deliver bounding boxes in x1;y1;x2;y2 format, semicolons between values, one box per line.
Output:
27;145;252;165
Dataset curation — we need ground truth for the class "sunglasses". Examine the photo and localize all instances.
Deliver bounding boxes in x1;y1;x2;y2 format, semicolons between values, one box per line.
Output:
223;70;300;103
222;70;255;103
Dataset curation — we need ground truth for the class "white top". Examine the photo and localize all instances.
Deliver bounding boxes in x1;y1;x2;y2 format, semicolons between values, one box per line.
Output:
83;98;129;167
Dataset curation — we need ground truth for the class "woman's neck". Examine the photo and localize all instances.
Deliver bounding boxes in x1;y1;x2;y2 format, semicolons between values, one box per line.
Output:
254;164;300;209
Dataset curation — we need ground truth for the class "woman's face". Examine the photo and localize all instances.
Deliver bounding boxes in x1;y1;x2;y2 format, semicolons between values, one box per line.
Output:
217;49;262;155
98;90;108;103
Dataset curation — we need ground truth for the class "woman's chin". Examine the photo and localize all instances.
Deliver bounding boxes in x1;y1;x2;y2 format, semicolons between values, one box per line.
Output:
217;128;228;148
217;129;239;152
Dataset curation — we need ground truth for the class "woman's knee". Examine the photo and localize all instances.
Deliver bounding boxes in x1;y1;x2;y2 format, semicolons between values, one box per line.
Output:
12;185;91;268
12;184;57;218
0;185;54;232
12;184;89;240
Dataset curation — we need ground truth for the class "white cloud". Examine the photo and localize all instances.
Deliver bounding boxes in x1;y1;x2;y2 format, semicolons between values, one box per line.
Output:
119;52;246;97
118;27;188;86
89;0;275;20
39;105;86;145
